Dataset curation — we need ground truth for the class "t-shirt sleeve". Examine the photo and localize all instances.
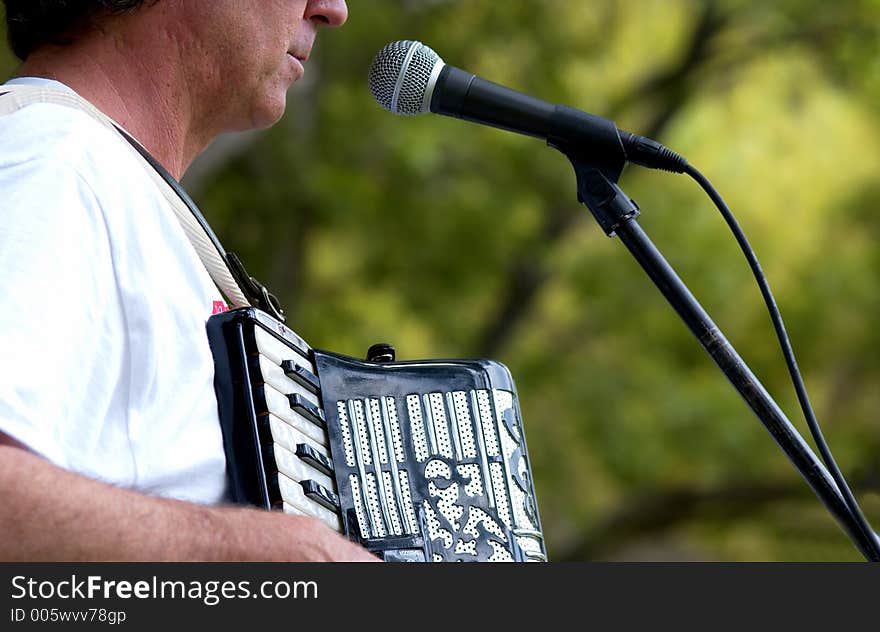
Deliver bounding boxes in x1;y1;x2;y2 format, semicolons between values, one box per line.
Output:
0;156;124;466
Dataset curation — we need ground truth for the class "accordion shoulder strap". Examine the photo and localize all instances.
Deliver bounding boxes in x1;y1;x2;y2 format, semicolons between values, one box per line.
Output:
0;84;284;319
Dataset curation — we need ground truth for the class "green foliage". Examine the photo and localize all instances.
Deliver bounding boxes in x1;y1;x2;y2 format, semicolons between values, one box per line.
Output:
6;0;879;560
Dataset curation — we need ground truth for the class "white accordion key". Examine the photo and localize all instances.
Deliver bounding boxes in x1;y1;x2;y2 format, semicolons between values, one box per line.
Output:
268;415;330;454
281;360;321;395
254;327;310;368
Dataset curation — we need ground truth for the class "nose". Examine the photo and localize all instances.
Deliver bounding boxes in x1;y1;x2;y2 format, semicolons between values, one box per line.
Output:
307;0;348;28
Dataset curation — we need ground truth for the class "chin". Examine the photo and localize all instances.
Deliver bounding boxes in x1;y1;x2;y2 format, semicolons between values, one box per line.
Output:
253;109;287;130
252;101;288;129
241;88;289;130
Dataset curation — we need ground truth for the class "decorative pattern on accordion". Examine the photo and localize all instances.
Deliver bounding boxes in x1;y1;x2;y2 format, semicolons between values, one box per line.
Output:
330;388;544;561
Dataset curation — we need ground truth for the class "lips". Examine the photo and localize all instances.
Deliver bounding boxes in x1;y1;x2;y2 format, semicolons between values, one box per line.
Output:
286;53;305;78
288;51;308;63
287;38;313;79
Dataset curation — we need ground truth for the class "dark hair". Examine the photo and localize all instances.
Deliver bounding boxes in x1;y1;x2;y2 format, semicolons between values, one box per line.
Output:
3;0;150;61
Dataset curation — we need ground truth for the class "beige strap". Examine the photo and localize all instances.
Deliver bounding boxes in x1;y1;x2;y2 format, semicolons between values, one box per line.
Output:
0;84;250;308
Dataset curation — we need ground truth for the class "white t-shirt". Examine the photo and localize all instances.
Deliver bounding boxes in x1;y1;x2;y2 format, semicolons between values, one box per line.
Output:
0;77;228;504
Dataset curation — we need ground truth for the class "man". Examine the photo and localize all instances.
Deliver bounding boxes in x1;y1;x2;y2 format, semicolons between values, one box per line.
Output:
0;0;377;561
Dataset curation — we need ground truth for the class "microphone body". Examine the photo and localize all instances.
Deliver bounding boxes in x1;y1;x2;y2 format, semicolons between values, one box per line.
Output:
432;65;627;168
369;41;687;174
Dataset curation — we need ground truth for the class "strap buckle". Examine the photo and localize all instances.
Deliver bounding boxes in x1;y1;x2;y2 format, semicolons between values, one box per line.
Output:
226;252;286;323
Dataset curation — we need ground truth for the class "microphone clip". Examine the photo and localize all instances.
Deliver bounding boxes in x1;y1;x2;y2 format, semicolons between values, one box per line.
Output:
555;144;640;237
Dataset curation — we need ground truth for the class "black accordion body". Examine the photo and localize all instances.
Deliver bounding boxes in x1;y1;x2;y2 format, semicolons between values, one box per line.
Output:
207;308;547;562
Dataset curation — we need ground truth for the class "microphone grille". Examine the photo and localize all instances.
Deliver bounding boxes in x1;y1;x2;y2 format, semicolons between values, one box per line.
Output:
368;40;444;116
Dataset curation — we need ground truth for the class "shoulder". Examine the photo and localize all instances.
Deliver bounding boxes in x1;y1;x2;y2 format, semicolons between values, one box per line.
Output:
0;100;178;253
0;101;149;196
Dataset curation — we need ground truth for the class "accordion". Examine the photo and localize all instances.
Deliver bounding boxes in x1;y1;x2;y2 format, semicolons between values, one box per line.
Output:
207;308;547;562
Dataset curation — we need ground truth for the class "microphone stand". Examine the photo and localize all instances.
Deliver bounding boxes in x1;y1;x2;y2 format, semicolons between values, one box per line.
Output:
556;145;879;561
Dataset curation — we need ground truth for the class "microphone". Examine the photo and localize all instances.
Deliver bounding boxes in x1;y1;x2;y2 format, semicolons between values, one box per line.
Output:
368;40;687;174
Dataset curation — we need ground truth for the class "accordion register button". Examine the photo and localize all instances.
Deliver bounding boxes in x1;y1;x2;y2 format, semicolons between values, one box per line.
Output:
300;480;340;512
256;355;320;408
278;474;342;532
286;393;326;428
268;442;335;492
281;360;320;394
295;443;334;477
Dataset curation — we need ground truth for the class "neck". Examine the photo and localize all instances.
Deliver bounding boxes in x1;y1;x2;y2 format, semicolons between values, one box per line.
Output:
18;20;216;180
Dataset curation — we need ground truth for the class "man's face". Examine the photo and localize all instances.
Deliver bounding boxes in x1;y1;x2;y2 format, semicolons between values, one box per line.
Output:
177;0;348;131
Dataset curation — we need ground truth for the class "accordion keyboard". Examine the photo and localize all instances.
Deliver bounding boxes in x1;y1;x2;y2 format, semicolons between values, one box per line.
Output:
250;327;343;531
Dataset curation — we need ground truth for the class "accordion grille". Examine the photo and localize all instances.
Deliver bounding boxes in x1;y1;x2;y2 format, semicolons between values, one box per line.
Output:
426;393;453;459
384;396;405;463
476;390;500;456
363;472;385;538
405;395;430;462
397;470;418;537
382;471;404;536
337;401;356;467
331;388;545;561
348;475;369;540
452;391;477;459
367;398;390;465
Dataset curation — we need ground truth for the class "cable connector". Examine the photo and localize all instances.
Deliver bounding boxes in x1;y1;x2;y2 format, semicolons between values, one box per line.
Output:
621;132;689;173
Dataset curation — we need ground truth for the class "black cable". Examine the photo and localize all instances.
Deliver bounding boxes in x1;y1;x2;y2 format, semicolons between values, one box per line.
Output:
684;164;880;560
